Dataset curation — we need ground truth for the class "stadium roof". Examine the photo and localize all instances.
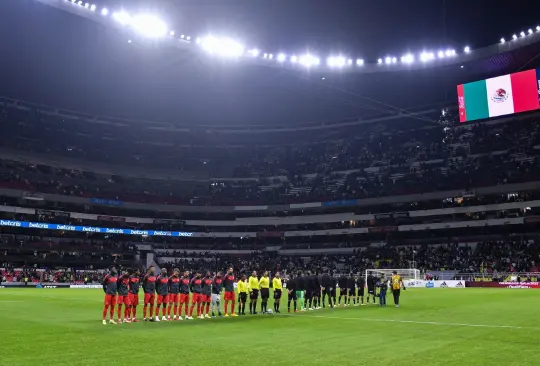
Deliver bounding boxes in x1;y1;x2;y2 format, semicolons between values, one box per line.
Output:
1;0;540;127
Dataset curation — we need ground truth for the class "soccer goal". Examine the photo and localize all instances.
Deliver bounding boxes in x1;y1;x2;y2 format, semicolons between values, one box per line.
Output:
364;268;420;281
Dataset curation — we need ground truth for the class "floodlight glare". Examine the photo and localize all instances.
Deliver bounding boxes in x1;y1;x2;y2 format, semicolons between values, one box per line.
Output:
277;53;286;62
169;31;175;36
420;52;434;62
101;8;108;16
130;14;168;38
520;31;526;38
401;54;414;64
291;55;298;63
248;49;260;57
299;54;319;67
113;11;131;25
438;51;445;58
327;56;346;67
200;36;245;57
84;3;89;8
263;53;268;58
269;54;274;59
445;50;452;57
391;57;397;63
537;26;540;32
356;58;364;66
77;1;82;5
464;46;470;53
90;4;96;11
500;38;505;44
512;34;518;40
377;58;382;64
186;36;191;40
529;29;533;35
385;57;391;64
71;0;76;3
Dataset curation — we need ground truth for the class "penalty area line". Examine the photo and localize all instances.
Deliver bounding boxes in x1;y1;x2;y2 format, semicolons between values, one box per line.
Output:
284;314;536;330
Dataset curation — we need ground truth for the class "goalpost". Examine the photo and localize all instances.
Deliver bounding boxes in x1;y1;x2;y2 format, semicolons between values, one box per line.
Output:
364;268;421;281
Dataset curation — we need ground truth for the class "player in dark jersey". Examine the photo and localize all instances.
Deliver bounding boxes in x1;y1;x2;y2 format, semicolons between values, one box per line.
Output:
167;268;181;321
320;270;335;308
179;270;191;320
116;270;131;323
102;266;118;325
338;273;348;307
142;266;157;321
202;271;213;319
155;268;169;322
211;271;223;317
304;271;314;311
189;271;204;319
312;272;321;310
367;272;376;304
128;268;141;322
286;274;298;313
356;276;366;305
347;273;357;307
223;267;237;317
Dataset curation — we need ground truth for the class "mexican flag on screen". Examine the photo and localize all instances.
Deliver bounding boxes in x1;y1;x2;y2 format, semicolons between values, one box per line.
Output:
457;68;540;122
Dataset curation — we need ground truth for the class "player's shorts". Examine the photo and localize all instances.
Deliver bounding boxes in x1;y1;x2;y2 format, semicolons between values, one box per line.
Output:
313;289;320;297
260;288;269;300
295;290;304;299
104;294;117;306
191;293;203;304
368;287;375;295
157;295;169;305
348;288;356;297
128;293;139;306
250;289;259;300
224;291;235;301
144;293;155;305
359;287;365;296
288;290;297;300
168;293;179;304
239;293;247;302
274;289;282;299
202;294;211;303
211;294;221;303
304;290;313;299
117;295;130;305
179;293;190;303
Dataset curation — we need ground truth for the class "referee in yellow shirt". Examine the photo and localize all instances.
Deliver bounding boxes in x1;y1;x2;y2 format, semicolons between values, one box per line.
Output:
259;271;270;314
237;275;248;315
248;271;260;315
272;272;283;313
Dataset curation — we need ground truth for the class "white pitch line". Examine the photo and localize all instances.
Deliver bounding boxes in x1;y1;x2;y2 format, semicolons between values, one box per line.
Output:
285;314;536;330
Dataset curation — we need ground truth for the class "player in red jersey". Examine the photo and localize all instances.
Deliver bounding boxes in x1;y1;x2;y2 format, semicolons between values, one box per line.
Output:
142;266;157;321
189;271;204;319
116;269;131;323
178;270;191;320
167;268;181;320
223;267;237;317
102;266;118;325
201;271;213;319
155;268;169;322
128;268;141;322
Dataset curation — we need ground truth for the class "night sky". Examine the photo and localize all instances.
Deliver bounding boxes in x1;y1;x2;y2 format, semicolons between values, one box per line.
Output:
1;0;539;125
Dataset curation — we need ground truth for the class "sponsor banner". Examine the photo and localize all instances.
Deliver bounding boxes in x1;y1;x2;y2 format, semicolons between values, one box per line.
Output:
405;280;425;288
322;199;357;207
153;219;185;225
70;285;102;289
90;198;123;207
466;281;540;289
0;219;194;237
374;212;410;220
97;215;126;223
425;280;465;288
368;226;398;233
0;283;70;288
36;209;70;218
234;205;268;211
289;202;322;209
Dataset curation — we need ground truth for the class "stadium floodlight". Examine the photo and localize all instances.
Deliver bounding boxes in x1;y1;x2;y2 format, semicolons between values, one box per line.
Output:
90;4;96;11
384;56;391;64
520;31;526;38
186;36;191;41
77;1;82;5
347;58;353;65
356;58;364;66
512;34;518;40
420;52;433;62
500;37;505;44
445;49;455;57
248;49;260;57
130;14;168;38
464;46;470;53
299;54;319;67
291;55;298;63
169;31;175;36
391;57;397;64
268;54;274;59
84;3;89;8
200;36;245;57
277;53;286;62
401;53;414;64
180;34;185;39
438;50;445;58
71;0;75;3
113;11;131;25
327;56;346;67
537;26;540;32
377;58;382;64
101;8;108;16
529;29;534;35
263;53;268;58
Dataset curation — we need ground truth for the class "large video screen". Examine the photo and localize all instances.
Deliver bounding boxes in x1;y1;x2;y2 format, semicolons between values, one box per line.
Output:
457;68;540;122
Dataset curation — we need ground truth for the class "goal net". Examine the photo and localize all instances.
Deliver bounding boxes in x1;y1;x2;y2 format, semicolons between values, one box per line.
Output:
365;268;420;281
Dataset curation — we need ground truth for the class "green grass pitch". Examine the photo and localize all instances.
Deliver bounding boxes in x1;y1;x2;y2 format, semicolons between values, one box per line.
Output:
1;288;539;365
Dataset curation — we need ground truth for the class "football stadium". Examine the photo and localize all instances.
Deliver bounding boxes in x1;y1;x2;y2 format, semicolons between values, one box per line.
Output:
1;0;540;365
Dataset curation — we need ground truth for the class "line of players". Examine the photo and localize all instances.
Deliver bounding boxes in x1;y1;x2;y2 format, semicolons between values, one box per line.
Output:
102;266;404;324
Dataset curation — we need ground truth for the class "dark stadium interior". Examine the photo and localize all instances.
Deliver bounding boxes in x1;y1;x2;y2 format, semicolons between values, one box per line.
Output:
2;1;540;364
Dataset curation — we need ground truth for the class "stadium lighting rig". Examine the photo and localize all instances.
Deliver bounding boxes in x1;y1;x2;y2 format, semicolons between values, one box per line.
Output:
46;0;540;71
